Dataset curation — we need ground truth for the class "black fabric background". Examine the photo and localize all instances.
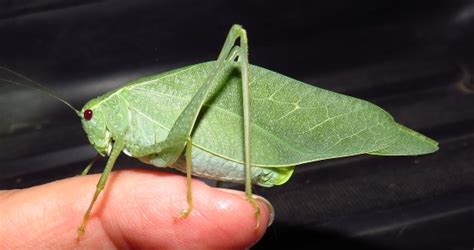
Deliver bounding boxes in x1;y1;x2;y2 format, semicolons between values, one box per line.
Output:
0;1;473;249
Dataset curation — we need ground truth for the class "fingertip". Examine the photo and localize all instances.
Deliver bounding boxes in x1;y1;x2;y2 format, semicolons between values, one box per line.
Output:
76;170;270;248
213;188;272;237
215;188;274;228
1;169;271;248
196;187;270;248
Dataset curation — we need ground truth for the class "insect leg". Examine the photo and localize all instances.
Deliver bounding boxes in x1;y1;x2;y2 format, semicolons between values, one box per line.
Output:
80;154;101;176
136;25;248;166
177;137;193;219
77;140;124;239
135;25;258;223
235;27;261;228
226;45;241;62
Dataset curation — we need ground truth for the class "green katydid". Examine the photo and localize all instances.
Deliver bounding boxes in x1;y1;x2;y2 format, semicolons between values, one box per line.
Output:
1;24;438;238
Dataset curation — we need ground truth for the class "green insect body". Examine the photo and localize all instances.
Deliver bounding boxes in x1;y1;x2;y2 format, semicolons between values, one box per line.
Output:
82;61;437;187
1;24;438;238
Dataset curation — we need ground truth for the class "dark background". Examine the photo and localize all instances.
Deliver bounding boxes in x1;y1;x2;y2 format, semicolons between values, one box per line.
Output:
1;0;473;249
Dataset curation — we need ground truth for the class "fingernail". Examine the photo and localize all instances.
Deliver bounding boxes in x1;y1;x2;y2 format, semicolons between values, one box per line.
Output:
255;195;274;227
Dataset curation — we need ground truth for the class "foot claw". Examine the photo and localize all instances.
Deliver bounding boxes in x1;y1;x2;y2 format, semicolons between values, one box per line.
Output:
246;196;261;230
175;208;192;221
254;208;261;229
76;225;86;241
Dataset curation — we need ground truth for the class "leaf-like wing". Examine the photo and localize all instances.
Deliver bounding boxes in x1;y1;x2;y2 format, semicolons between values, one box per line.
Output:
368;123;438;156
121;62;438;167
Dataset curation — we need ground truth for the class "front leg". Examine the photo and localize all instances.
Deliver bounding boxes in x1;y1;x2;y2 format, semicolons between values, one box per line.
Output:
77;140;124;239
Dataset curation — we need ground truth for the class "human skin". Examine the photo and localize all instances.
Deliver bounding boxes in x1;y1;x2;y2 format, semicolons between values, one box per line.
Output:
0;169;272;249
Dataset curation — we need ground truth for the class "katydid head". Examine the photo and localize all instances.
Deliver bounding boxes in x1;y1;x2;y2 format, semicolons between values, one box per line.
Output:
81;98;112;156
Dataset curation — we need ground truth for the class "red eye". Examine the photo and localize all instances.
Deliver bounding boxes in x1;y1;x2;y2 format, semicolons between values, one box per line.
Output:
83;109;93;120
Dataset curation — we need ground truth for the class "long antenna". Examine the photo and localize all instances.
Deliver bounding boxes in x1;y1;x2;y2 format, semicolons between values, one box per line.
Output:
0;66;80;116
